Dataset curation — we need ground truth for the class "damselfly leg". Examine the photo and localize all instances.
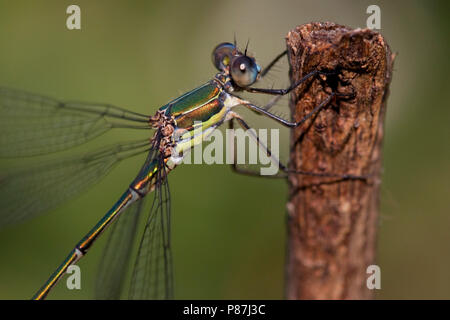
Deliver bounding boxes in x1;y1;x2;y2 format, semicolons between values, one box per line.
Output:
228;110;368;181
259;50;287;78
228;50;366;180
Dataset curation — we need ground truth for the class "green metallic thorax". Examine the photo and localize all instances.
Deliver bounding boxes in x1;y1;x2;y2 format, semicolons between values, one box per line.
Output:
158;75;237;162
159;80;224;129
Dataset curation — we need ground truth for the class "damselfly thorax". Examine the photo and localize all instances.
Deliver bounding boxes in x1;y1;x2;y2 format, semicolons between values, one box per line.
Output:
151;72;245;168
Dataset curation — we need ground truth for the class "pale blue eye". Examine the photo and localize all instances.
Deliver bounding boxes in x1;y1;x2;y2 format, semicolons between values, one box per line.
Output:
230;56;259;87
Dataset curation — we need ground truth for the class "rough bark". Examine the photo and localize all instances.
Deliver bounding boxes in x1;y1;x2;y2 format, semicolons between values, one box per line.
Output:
285;22;394;299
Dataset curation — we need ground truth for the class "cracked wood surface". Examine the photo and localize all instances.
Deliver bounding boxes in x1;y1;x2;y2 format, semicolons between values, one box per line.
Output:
285;22;394;300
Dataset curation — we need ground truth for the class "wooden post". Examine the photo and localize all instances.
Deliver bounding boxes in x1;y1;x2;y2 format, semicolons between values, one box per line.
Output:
285;22;394;299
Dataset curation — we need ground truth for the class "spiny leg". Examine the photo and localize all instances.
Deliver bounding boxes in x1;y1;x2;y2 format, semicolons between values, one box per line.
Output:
234;68;344;124
228;117;285;179
227;92;335;176
256;50;290;111
259;50;287;78
228;113;369;181
233;91;339;128
246;68;331;95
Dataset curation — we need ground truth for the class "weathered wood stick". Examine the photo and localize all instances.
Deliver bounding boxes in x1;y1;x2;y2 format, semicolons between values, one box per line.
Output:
285;22;394;299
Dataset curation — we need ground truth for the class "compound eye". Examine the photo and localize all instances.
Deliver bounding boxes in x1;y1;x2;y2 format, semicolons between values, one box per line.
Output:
230;55;259;87
212;42;236;71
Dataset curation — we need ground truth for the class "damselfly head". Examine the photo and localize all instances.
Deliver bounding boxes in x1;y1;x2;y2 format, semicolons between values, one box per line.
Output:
212;42;261;88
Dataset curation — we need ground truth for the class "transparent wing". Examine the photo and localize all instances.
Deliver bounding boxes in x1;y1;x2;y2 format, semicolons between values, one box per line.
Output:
94;196;147;300
0;87;150;157
0;139;150;227
129;158;173;299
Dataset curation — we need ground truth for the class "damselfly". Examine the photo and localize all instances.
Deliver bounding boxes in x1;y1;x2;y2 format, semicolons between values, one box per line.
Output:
0;41;363;299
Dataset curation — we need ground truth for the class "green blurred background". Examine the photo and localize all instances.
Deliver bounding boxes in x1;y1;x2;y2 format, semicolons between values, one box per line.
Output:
0;0;449;299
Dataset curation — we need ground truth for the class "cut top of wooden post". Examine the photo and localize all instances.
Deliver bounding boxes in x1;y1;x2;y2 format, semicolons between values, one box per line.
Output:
285;22;394;299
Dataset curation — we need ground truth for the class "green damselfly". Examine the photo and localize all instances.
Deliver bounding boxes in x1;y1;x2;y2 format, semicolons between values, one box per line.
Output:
0;41;363;299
